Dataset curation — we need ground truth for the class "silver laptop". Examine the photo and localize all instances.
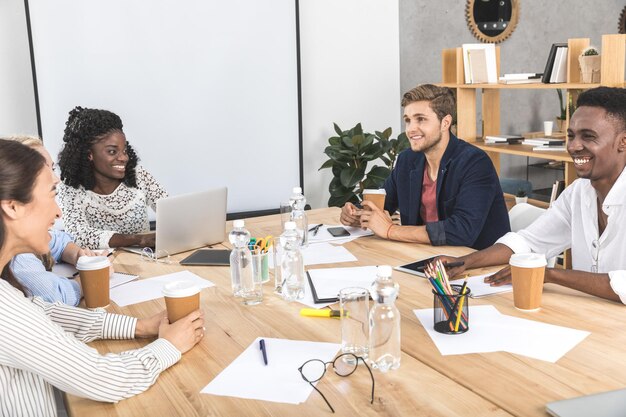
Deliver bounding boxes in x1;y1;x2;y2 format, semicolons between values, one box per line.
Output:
546;388;626;417
123;187;227;257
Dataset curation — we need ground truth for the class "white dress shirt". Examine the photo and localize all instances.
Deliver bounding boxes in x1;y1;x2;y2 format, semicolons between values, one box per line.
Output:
496;167;626;304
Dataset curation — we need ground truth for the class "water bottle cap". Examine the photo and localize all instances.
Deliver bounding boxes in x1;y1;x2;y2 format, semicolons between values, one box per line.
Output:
284;221;296;230
233;219;245;228
292;186;302;194
377;265;393;277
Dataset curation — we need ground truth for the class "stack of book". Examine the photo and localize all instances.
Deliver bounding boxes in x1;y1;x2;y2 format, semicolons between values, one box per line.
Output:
550;180;565;206
498;73;543;84
521;137;566;151
541;43;568;84
462;43;498;84
484;134;524;144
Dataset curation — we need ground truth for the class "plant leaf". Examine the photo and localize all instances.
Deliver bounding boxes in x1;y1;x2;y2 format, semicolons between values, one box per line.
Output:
333;123;343;136
318;159;334;170
340;165;366;188
341;135;354;148
366;166;390;185
328;193;354;208
328;136;341;146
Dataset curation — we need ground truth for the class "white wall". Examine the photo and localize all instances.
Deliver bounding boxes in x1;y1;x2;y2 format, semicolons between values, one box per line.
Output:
0;0;37;135
299;0;401;208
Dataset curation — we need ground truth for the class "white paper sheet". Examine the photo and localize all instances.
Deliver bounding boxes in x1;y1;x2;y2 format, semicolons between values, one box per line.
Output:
110;270;214;307
450;274;513;298
291;275;336;309
201;338;340;404
307;266;378;300
414;305;590;362
308;224;373;245
269;242;357;268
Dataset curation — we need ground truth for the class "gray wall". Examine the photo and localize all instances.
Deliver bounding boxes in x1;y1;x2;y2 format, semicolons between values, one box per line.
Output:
399;0;624;190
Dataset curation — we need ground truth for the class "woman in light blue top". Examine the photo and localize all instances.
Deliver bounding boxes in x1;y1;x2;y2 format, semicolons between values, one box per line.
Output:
6;136;99;305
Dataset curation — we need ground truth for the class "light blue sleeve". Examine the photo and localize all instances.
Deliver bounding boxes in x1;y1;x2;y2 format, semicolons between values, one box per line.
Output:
49;230;74;262
10;254;82;306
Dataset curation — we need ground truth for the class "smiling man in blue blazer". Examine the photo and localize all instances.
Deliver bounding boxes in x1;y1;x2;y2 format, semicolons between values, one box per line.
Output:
340;84;510;250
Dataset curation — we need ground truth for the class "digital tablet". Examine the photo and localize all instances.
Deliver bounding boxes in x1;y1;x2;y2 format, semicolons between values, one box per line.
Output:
394;255;441;278
179;249;231;266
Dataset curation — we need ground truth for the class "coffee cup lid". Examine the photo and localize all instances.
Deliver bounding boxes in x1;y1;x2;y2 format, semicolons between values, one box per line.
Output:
509;253;547;268
76;256;110;271
162;280;201;298
363;189;386;195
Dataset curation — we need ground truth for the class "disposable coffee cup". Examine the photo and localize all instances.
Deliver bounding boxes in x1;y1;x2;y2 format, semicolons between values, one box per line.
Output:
509;253;547;311
362;189;386;211
162;281;201;323
543;121;554;136
76;256;111;309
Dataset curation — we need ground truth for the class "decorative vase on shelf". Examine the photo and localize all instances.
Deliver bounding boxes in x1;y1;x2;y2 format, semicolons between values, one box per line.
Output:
515;196;528;205
578;47;601;83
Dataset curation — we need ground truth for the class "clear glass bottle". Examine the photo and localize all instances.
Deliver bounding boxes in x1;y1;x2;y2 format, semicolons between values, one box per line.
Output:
369;265;401;372
289;186;308;248
279;221;305;301
229;219;253;298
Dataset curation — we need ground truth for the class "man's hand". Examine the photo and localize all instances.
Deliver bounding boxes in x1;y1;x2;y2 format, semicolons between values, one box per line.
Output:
434;255;467;279
340;202;362;227
359;201;393;239
484;266;512;286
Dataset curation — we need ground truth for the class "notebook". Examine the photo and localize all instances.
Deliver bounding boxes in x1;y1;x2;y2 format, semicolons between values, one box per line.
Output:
546;388;626;417
123;187;227;257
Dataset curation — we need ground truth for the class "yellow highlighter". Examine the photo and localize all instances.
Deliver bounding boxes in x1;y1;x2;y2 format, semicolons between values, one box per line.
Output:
299;308;344;318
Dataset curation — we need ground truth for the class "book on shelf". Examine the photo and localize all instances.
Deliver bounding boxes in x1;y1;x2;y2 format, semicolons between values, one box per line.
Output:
541;42;567;83
549;180;566;206
532;145;566;151
521;138;565;146
500;72;543;80
549;46;568;83
462;43;498;84
498;77;542;85
484;134;524;144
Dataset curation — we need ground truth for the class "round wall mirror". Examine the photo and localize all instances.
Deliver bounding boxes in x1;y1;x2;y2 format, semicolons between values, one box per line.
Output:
466;0;519;43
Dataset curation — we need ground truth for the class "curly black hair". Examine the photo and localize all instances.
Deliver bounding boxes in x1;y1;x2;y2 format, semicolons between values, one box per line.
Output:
577;87;626;133
58;106;140;190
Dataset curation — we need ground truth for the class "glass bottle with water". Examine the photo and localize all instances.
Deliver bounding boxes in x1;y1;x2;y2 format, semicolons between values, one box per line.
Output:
289;186;308;248
279;221;305;301
229;219;253;298
368;265;401;372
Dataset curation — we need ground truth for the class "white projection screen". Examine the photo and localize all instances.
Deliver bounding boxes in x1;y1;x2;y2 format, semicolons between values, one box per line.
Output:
27;0;301;214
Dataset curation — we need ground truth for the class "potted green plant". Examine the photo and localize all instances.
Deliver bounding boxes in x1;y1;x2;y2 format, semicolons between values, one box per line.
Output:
319;123;409;207
578;46;601;83
515;188;528;205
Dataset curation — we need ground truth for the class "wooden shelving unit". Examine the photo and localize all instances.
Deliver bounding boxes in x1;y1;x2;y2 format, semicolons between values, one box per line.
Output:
440;33;626;268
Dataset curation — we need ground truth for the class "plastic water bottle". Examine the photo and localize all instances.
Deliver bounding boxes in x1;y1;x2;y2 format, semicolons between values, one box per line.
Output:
279;221;305;301
369;265;401;372
289;186;308;248
229;220;253;297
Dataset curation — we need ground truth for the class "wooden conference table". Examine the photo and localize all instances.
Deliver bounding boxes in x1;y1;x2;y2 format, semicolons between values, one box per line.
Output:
65;208;626;417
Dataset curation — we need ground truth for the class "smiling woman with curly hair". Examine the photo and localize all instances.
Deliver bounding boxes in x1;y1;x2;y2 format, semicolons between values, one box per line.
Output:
57;107;167;249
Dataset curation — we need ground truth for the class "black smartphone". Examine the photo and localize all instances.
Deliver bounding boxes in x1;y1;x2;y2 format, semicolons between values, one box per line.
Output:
394;256;440;277
327;226;351;237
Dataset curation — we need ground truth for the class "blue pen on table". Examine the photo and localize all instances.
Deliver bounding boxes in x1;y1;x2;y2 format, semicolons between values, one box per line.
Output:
259;339;268;365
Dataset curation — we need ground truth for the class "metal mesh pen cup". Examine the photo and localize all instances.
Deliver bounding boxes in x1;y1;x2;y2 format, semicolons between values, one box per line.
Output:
433;284;470;334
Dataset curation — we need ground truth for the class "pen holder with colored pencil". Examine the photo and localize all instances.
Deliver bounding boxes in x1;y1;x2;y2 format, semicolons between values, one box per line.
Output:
433;284;470;334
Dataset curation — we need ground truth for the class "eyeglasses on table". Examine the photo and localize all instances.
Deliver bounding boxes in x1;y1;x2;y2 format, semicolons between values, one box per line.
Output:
298;353;375;413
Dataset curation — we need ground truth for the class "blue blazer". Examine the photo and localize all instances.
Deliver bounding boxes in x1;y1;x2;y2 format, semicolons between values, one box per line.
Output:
383;134;510;250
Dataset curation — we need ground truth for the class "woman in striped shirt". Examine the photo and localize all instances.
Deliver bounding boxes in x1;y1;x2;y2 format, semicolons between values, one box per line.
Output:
0;139;205;417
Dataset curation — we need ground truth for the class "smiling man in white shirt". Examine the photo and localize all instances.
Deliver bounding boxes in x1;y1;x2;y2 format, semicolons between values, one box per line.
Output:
443;86;626;304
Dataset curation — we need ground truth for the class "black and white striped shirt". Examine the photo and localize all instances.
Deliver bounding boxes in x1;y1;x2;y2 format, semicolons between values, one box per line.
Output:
0;280;181;417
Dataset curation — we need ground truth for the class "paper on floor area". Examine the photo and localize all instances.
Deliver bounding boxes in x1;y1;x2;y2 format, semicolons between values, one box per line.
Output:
414;305;590;362
450;274;513;298
110;270;214;307
201;337;340;404
307;266;378;300
308;224;373;245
